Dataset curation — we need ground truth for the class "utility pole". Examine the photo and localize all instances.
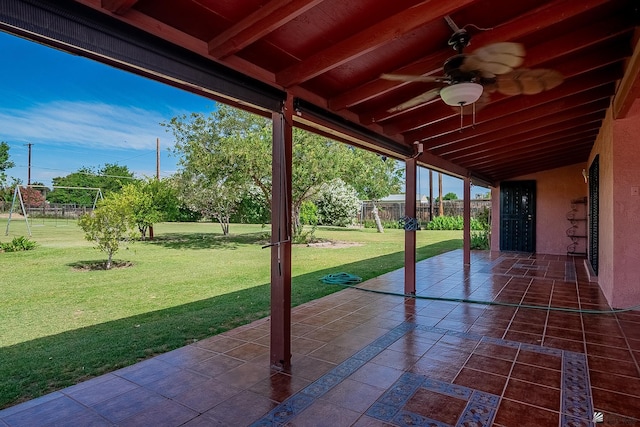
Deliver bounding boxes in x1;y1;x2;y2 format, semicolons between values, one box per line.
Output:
24;143;33;185
149;138;160;241
438;172;444;216
429;169;433;222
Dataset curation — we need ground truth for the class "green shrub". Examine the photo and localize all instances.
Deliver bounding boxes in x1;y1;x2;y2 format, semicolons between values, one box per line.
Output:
470;230;490;250
1;236;38;252
427;215;464;230
426;215;487;231
315;179;359;227
299;200;319;226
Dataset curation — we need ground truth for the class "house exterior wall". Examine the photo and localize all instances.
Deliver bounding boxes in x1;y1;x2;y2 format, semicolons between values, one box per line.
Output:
590;100;640;308
490;163;588;255
489;99;640;308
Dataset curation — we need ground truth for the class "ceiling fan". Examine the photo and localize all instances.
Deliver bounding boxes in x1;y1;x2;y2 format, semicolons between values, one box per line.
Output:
382;16;564;120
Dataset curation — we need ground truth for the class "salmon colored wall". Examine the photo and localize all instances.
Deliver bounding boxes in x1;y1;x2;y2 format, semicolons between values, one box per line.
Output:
589;108;615;303
590;100;640;308
490;163;588;255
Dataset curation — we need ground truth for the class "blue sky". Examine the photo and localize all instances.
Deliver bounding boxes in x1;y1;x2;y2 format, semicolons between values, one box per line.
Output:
0;31;475;198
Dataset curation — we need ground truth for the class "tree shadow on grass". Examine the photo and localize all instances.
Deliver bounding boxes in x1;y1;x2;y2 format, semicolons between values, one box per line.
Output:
0;239;461;409
148;231;271;250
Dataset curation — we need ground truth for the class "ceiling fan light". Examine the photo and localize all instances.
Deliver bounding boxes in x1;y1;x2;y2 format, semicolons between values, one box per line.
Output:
440;82;483;106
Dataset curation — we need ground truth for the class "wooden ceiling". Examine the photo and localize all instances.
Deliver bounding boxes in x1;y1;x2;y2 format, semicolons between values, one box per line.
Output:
59;1;640;183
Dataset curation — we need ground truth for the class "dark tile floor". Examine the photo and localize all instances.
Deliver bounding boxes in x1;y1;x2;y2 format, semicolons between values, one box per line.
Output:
2;250;640;426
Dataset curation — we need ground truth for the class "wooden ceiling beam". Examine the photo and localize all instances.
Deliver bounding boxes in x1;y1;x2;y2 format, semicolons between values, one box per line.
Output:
485;144;593;171
447;117;605;163
275;0;476;87
461;132;599;169
208;0;324;59
487;149;592;180
403;67;621;142
101;0;137;15
431;98;610;155
364;39;626;127
329;0;621;111
384;48;624;135
614;31;640;119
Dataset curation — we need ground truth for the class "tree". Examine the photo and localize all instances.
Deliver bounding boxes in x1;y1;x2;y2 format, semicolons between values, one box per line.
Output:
20;186;46;207
0;142;15;187
78;193;138;269
165;106;350;237
49;163;136;205
174;171;244;235
434;192;459;204
345;149;403;233
164;104;402;236
118;178;180;240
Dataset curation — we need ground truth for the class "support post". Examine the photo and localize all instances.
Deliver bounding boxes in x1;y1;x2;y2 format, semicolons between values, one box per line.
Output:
404;157;417;294
270;96;293;370
463;175;471;266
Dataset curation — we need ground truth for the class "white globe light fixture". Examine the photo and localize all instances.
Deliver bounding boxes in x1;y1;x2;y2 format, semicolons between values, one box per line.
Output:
439;82;483;106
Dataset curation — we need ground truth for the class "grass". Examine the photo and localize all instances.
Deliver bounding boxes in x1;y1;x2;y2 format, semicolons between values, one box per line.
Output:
0;218;461;408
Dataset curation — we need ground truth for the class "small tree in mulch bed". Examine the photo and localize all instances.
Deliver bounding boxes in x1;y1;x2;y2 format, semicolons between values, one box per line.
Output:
78;193;139;270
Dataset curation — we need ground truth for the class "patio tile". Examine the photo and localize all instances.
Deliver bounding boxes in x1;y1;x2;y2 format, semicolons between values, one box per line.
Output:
91;387;167;423
118;399;198;427
510;363;561;389
5;250;640;426
214;361;274;389
453;367;508;395
204;390;277;426
171;378;242;413
494;399;559;427
464;353;513;375
62;374;138;406
2;396;90;426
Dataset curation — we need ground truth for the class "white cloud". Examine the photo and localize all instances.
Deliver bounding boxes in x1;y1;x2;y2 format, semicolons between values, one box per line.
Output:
0;100;171;150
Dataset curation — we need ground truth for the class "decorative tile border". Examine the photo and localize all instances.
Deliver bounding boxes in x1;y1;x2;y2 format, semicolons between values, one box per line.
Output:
250;321;594;427
367;373;499;427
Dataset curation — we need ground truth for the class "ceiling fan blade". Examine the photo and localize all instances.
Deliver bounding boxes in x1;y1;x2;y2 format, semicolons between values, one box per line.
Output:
495;69;564;96
462;42;525;76
381;73;447;83
388;88;441;113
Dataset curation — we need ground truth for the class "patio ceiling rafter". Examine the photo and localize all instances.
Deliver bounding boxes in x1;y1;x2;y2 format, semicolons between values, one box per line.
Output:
11;0;634;184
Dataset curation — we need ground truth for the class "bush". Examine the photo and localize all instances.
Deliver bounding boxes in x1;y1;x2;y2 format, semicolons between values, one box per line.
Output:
230;188;270;224
315;179;360;227
426;215;487;231
1;236;37;252
427;215;464;230
299;201;319;226
470;230;490;250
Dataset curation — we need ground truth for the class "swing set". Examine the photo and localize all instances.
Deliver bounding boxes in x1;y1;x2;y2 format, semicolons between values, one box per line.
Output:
4;185;103;236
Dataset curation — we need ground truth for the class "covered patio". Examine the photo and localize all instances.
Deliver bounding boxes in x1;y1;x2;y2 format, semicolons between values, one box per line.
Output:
1;0;640;425
2;250;639;426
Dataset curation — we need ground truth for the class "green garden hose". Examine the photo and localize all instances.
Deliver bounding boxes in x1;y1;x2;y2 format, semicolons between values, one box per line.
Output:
320;273;640;314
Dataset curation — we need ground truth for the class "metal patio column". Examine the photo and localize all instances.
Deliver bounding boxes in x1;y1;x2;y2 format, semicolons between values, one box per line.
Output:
404;157;417;294
463;175;471;266
270;97;293;370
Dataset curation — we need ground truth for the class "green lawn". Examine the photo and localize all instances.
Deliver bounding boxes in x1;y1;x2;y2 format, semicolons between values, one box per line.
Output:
0;218;461;408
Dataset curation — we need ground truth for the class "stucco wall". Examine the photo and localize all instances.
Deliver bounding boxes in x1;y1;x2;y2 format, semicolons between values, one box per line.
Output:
589;109;615;303
599;100;640;308
491;164;588;255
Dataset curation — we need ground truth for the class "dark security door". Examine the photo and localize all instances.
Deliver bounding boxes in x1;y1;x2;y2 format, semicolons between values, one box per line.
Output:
500;180;536;252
